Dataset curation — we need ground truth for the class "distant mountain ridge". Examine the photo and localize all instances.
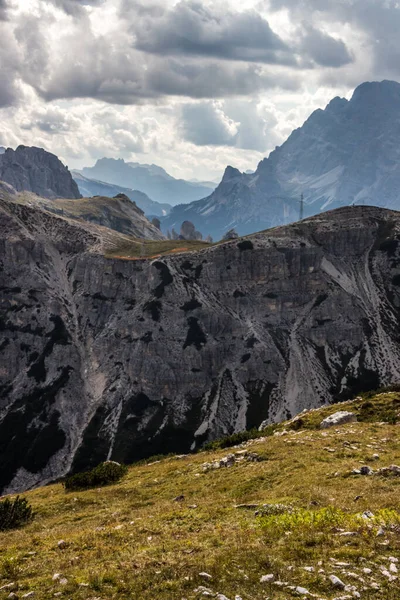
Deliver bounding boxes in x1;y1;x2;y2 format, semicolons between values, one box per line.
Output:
72;171;171;217
0;145;81;199
162;80;400;240
81;158;214;206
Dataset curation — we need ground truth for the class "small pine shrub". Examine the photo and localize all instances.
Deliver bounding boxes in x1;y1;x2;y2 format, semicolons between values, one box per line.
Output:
64;461;128;491
0;496;34;531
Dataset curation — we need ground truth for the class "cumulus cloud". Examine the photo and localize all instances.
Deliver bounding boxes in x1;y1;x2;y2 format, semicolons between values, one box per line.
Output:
1;0;400;181
269;0;400;77
133;1;295;65
299;24;352;68
180;102;238;146
180;98;280;151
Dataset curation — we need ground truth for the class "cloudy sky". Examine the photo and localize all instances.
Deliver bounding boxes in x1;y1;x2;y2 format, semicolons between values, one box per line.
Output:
0;0;399;180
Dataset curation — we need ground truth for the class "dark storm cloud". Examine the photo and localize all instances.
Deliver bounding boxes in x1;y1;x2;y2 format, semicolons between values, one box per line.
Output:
147;59;300;100
0;0;10;20
133;1;296;66
270;0;400;77
299;24;352;68
3;0;400;110
48;0;105;16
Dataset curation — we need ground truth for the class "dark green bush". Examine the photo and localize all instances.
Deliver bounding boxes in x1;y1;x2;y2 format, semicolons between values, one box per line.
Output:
0;496;34;531
202;424;278;452
64;461;128;491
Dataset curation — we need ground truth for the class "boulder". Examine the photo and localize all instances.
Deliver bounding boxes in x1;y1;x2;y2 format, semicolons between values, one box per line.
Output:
320;411;357;429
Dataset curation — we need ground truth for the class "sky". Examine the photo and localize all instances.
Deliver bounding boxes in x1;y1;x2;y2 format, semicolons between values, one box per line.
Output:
0;0;400;181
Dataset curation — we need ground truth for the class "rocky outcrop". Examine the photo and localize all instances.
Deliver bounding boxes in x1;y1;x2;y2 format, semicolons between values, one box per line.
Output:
0;145;81;199
2;199;400;493
163;80;400;240
45;193;166;240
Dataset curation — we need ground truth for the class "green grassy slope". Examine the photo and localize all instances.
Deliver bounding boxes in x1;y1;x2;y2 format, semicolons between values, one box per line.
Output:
1;391;400;599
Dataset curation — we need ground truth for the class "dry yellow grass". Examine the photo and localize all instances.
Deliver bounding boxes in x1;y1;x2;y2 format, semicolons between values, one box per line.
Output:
1;392;400;599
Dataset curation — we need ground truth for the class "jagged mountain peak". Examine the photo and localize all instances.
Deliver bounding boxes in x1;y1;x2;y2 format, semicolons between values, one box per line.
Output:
162;79;400;240
221;165;242;182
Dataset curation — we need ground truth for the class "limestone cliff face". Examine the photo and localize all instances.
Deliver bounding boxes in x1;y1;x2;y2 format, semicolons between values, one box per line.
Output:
0;146;81;199
2;198;400;493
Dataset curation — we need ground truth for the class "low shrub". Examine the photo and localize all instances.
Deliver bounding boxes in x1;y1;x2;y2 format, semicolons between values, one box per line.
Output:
202;424;278;451
64;461;128;491
0;496;34;531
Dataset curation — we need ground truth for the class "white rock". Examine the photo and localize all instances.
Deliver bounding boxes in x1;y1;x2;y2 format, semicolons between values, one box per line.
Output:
199;573;213;580
303;566;314;572
362;568;372;574
0;584;15;591
295;586;309;595
22;594;35;598
260;574;275;583
389;556;399;563
361;510;374;519
194;586;214;597
370;582;380;589
320;412;357;429
389;563;398;574
57;540;67;549
329;575;346;589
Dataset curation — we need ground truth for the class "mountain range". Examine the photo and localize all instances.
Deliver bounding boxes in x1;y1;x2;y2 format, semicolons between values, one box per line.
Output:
72;171;171;217
162;80;400;240
81;158;215;206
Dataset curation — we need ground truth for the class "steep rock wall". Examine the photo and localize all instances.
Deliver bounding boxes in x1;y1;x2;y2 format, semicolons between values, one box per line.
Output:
1;202;400;492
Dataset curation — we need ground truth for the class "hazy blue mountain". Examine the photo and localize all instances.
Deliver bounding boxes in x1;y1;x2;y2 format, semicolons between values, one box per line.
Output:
0;147;5;154
163;80;400;240
81;158;214;206
72;171;171;217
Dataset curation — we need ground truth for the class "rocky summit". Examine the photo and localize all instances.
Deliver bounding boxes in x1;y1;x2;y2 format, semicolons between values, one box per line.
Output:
0;145;81;199
2;194;400;494
163;80;400;240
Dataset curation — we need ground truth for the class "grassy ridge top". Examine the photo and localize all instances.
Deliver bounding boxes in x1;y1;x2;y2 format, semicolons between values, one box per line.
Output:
1;391;400;599
105;238;212;259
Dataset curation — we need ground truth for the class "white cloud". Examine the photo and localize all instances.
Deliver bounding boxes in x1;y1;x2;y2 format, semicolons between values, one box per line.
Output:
0;0;398;181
